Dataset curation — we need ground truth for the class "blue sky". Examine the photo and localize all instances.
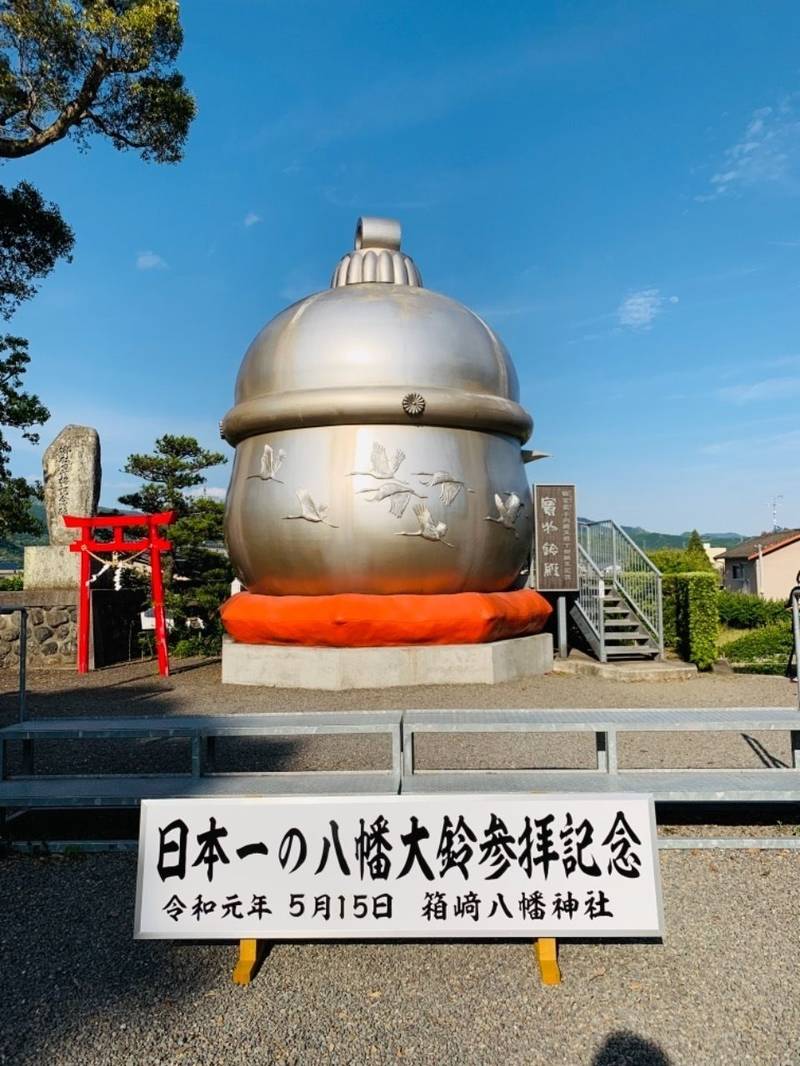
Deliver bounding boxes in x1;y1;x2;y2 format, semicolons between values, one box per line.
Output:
5;0;800;534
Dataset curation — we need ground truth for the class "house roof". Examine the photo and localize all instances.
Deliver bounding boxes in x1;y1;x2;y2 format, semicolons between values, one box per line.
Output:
720;529;800;561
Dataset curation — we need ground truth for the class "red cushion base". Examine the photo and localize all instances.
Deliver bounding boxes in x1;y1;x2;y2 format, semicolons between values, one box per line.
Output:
221;589;552;648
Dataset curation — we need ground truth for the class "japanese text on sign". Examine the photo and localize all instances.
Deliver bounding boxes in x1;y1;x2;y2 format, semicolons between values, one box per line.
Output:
135;795;663;939
534;484;578;592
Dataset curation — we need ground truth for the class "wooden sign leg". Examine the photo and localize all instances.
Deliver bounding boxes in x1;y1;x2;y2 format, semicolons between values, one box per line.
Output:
232;938;266;985
534;937;561;985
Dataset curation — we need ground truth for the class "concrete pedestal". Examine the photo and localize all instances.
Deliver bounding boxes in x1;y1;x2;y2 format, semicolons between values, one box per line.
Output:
23;545;79;590
222;633;553;690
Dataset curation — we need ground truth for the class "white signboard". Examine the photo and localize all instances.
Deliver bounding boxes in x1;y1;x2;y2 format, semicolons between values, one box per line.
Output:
140;609;175;632
135;794;663;939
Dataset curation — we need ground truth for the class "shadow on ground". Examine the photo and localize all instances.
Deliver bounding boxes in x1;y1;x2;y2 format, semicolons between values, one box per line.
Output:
0;851;232;1064
592;1030;671;1065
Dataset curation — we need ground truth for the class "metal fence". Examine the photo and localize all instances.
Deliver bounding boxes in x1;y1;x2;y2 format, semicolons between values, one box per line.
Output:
578;519;663;654
576;544;605;648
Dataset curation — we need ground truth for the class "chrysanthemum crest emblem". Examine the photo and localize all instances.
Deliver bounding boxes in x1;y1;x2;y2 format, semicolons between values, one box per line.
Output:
402;392;426;417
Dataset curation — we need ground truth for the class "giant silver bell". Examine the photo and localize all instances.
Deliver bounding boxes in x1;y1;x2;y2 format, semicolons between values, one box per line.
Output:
221;217;536;596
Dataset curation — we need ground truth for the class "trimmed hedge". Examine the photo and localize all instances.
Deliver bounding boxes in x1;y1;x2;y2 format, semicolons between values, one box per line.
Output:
648;547;714;574
662;572;719;670
662;575;677;648
723;621;793;674
718;589;786;629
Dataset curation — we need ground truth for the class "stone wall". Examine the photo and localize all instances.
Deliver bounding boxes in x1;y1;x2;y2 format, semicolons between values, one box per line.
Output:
0;589;145;670
0;602;77;668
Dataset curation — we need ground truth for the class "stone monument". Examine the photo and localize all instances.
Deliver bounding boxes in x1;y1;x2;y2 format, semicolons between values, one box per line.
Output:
25;424;101;589
219;216;553;688
0;425;102;669
0;424;143;670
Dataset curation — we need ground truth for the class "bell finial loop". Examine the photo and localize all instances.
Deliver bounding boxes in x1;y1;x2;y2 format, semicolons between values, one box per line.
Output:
331;216;421;288
355;216;401;251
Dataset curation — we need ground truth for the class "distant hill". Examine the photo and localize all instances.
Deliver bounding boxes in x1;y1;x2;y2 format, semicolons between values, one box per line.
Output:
0;501;160;569
621;527;747;550
0;499;48;569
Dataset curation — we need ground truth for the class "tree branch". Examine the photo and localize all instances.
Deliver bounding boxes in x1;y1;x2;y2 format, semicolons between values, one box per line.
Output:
0;53;109;159
84;109;150;150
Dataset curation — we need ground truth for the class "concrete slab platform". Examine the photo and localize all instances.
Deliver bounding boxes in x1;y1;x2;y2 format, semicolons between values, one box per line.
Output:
552;650;697;682
222;633;553;689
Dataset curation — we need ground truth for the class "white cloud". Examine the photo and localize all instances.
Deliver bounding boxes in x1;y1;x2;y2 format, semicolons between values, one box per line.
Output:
136;250;168;271
243;211;262;227
253;25;631;151
702;427;800;457
617;289;679;330
718;375;800;404
698;100;800;200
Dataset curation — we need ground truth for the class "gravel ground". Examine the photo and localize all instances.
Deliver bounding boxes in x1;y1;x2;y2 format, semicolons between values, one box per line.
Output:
1;661;799;1064
0;849;798;1066
3;656;798;716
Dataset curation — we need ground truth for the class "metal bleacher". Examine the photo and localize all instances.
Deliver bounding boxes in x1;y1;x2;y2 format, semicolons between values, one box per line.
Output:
1;707;799;850
0;712;403;806
401;707;800;800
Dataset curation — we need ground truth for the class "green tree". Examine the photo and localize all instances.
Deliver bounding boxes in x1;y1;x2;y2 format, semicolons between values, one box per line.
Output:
0;335;49;534
648;548;691;575
684;529;714;572
0;183;73;532
685;529;705;554
648;530;714;575
0;1;195;162
120;435;231;656
648;545;714;575
120;434;225;515
0;1;195;534
0;182;74;318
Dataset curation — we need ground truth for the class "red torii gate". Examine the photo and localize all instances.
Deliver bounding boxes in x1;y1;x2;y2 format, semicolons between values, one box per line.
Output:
63;511;176;676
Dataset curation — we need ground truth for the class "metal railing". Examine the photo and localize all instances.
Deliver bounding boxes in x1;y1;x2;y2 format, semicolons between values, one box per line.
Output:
579;520;664;656
575;544;606;656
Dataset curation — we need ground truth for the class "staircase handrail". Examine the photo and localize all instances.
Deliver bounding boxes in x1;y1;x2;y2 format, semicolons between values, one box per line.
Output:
579;519;664;657
575;543;606;653
580;518;663;574
578;540;606;579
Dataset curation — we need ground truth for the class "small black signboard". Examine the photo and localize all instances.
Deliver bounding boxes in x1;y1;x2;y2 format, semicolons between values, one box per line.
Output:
533;484;578;592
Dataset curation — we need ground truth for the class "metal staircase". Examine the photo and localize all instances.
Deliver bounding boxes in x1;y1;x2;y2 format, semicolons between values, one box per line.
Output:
572;520;664;663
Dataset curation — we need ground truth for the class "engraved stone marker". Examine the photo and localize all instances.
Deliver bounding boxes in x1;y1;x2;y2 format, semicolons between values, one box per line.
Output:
42;425;101;545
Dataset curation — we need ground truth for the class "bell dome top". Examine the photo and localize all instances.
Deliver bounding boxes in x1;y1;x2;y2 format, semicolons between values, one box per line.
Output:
330;217;423;288
220;216;532;447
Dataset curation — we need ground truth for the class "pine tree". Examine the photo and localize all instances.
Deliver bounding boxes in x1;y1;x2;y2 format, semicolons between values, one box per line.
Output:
686;530;705;554
685;529;713;572
120;435;232;656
